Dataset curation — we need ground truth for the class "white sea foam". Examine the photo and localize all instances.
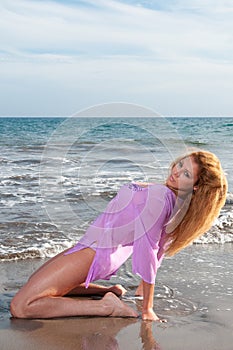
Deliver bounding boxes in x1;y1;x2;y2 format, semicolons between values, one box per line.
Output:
195;210;233;244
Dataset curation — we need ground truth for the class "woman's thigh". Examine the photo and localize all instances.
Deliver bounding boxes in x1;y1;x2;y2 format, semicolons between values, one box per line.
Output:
15;248;95;303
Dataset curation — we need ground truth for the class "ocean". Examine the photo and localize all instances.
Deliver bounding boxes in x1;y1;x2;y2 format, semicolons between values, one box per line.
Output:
0;115;233;261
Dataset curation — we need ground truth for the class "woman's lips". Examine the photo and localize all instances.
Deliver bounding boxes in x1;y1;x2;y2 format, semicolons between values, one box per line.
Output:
169;174;175;182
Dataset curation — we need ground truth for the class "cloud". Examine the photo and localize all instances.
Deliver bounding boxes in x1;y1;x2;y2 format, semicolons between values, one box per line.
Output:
0;0;233;115
1;0;232;62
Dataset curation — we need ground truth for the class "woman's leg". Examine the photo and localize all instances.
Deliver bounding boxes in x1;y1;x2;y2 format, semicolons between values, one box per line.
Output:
30;250;126;297
67;283;127;297
135;280;143;297
10;248;138;319
28;248;70;279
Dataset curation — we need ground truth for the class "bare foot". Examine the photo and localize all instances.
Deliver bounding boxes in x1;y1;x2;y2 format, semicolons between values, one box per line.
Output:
109;284;127;297
102;292;139;318
142;309;167;322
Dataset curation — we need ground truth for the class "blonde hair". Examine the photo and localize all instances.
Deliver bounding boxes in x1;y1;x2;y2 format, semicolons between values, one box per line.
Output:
165;149;228;256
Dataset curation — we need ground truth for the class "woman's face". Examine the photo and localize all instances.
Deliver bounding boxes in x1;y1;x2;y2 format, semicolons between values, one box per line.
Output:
166;156;199;194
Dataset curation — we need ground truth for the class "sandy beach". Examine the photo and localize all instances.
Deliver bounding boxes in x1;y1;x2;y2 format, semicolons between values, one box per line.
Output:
1;244;233;350
0;116;232;349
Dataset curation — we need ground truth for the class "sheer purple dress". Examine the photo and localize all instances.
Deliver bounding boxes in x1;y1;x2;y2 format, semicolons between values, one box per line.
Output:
65;183;176;287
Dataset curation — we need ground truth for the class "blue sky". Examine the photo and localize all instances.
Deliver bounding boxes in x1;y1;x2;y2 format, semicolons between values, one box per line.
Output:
1;0;233;116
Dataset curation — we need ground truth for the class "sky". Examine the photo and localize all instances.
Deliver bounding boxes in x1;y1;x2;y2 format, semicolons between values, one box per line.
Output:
0;0;233;116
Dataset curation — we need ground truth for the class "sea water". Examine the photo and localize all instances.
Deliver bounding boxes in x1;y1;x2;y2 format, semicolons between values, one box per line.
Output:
0;116;232;260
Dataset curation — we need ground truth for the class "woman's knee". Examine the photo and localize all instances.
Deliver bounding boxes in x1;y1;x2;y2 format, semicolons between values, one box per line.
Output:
10;294;30;318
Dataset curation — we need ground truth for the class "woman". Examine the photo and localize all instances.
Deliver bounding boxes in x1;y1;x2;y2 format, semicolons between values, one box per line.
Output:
10;149;227;321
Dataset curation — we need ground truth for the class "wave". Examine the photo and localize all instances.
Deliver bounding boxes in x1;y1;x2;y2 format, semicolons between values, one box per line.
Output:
195;209;233;244
185;140;209;146
226;193;233;204
12;159;41;165
1;210;233;262
223;123;233;127
2;229;233;262
0;242;72;262
0;190;233;261
195;230;233;245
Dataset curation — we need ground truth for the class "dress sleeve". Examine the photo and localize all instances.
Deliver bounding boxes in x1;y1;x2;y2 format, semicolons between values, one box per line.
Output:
132;185;175;284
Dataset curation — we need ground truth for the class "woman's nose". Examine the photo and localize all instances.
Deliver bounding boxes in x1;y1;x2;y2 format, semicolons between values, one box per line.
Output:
173;168;181;177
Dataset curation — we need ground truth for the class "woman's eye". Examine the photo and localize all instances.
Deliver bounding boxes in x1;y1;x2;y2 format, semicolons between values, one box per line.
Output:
178;161;183;168
184;171;190;178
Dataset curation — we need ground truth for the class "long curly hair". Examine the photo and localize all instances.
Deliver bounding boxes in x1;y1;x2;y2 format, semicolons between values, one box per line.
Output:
165;149;228;256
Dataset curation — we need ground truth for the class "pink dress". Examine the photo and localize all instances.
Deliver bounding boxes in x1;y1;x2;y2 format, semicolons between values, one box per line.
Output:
65;183;176;287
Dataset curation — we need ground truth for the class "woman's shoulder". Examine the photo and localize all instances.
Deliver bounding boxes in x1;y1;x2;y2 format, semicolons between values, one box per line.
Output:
148;183;176;203
147;182;173;192
129;182;173;192
121;182;176;202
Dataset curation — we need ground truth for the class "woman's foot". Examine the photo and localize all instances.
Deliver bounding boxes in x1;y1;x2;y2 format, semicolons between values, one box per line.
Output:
102;292;139;318
109;284;127;297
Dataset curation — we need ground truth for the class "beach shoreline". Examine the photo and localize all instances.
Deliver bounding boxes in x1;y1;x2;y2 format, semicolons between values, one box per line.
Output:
1;244;233;350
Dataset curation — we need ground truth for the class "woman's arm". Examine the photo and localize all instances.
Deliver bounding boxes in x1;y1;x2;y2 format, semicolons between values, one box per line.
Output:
142;280;161;321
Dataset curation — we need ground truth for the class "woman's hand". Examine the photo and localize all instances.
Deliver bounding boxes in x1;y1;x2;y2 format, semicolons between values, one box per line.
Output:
141;281;167;323
142;308;166;322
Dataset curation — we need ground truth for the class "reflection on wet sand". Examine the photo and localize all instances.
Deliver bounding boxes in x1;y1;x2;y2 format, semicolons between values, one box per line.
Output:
140;322;162;350
9;316;162;350
5;285;198;350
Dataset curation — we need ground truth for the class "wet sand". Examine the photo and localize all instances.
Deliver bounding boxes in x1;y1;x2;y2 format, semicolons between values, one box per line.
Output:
1;244;233;350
